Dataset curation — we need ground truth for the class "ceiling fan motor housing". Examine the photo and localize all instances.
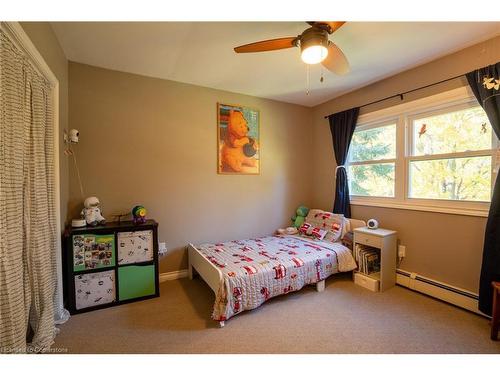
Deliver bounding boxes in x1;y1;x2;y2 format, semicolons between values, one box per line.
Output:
299;27;329;51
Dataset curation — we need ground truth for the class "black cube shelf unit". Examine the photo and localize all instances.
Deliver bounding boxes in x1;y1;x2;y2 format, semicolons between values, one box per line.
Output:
63;220;159;314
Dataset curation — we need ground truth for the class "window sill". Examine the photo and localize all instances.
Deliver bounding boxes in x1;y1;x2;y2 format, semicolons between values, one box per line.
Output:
350;199;489;218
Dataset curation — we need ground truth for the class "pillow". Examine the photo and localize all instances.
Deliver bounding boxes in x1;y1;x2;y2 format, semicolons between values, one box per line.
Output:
298;222;327;241
304;209;344;243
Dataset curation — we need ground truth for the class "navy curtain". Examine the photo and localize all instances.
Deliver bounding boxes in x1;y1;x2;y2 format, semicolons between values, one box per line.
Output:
466;62;500;316
328;108;360;218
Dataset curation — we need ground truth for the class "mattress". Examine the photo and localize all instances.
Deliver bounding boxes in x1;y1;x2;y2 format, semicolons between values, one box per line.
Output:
194;234;357;321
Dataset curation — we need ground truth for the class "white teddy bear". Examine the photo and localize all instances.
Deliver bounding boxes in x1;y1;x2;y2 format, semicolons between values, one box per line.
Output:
81;196;106;226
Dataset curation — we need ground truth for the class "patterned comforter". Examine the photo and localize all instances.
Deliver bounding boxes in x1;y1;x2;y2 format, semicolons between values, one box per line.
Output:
195;234;357;321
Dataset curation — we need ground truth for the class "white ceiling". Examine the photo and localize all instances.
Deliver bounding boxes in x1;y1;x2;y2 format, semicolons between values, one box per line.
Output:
51;22;500;107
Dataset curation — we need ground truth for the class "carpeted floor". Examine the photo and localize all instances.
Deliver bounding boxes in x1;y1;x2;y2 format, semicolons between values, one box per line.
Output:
53;274;500;353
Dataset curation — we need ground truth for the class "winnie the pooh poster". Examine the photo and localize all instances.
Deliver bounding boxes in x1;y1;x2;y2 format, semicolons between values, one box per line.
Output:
218;103;260;174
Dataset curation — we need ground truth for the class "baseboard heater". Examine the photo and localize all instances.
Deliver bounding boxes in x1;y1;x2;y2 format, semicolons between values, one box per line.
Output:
396;269;486;317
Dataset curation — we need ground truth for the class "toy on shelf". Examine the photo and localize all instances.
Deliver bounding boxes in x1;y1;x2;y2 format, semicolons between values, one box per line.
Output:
291;205;309;228
132;205;147;225
81;196;106;227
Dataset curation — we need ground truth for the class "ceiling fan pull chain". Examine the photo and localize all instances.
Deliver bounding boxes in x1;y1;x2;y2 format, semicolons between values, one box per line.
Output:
305;65;308;95
320;40;325;83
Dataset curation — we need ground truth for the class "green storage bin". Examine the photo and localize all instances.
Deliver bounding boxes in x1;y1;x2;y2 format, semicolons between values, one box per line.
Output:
118;264;155;301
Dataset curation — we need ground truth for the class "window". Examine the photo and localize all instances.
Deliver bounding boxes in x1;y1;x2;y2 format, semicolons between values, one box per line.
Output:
348;123;396;197
408;105;493;202
346;88;498;216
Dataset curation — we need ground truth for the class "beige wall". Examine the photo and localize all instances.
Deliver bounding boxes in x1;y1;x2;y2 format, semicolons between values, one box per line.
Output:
312;35;500;292
20;22;69;226
68;62;313;273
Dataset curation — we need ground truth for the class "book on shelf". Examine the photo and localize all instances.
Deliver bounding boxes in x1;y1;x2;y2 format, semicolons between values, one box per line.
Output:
354;243;380;275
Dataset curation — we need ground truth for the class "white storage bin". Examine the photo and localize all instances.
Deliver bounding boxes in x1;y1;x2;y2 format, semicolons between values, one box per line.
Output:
117;230;154;265
354;272;380;292
75;270;116;310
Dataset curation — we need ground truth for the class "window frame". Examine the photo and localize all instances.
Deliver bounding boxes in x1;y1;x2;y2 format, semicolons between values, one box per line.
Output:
347;87;499;217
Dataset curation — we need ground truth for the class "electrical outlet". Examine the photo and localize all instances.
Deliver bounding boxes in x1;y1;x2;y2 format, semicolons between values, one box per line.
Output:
398;245;406;258
159;242;167;255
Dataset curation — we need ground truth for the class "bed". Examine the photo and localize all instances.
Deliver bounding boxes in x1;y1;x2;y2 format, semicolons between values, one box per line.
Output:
188;210;365;327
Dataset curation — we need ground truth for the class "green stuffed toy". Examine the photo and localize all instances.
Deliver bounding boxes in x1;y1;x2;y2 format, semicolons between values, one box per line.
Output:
291;205;309;228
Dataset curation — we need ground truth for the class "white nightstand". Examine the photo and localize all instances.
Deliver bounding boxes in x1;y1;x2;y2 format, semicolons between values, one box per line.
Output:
353;226;397;292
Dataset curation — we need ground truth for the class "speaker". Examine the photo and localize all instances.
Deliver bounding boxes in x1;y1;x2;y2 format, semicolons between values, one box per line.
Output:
367;219;379;230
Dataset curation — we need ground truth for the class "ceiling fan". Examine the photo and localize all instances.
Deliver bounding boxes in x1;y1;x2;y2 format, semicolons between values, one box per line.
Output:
234;21;349;75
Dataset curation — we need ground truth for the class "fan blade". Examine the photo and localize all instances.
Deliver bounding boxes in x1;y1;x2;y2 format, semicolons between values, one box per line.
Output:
307;21;346;34
234;37;296;53
321;41;350;75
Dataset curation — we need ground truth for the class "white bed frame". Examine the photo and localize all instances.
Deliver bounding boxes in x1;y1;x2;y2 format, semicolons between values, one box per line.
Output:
188;218;366;327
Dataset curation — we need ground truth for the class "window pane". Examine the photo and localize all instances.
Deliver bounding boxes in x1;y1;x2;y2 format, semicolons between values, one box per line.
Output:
348;163;395;197
350;124;396;162
412;106;492;156
409;156;491;202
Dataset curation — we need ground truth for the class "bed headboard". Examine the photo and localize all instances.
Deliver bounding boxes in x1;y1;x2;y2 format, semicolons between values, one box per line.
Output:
345;218;366;232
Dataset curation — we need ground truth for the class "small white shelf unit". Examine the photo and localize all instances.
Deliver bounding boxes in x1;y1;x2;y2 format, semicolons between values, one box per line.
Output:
353;226;397;292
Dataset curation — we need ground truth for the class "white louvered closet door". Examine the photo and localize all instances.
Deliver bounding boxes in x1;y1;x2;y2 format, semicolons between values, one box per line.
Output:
0;29;58;352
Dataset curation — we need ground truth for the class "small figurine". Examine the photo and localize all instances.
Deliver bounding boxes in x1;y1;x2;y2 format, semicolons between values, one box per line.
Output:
81;196;106;226
132;205;147;225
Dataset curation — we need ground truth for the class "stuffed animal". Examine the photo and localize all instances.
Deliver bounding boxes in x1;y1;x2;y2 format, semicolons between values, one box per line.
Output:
132;205;147;225
81;196;106;226
291;205;309;228
221;110;259;172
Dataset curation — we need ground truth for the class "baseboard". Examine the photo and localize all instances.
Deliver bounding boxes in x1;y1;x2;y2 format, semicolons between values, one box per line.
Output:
396;268;486;317
159;269;189;283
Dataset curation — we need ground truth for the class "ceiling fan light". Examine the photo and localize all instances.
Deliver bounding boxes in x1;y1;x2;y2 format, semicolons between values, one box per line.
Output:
301;44;328;65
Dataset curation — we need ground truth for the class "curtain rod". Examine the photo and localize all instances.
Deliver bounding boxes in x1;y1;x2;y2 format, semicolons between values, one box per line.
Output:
324;73;466;119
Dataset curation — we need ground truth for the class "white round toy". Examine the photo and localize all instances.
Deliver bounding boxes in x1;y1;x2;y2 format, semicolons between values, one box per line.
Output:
81;196;106;226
